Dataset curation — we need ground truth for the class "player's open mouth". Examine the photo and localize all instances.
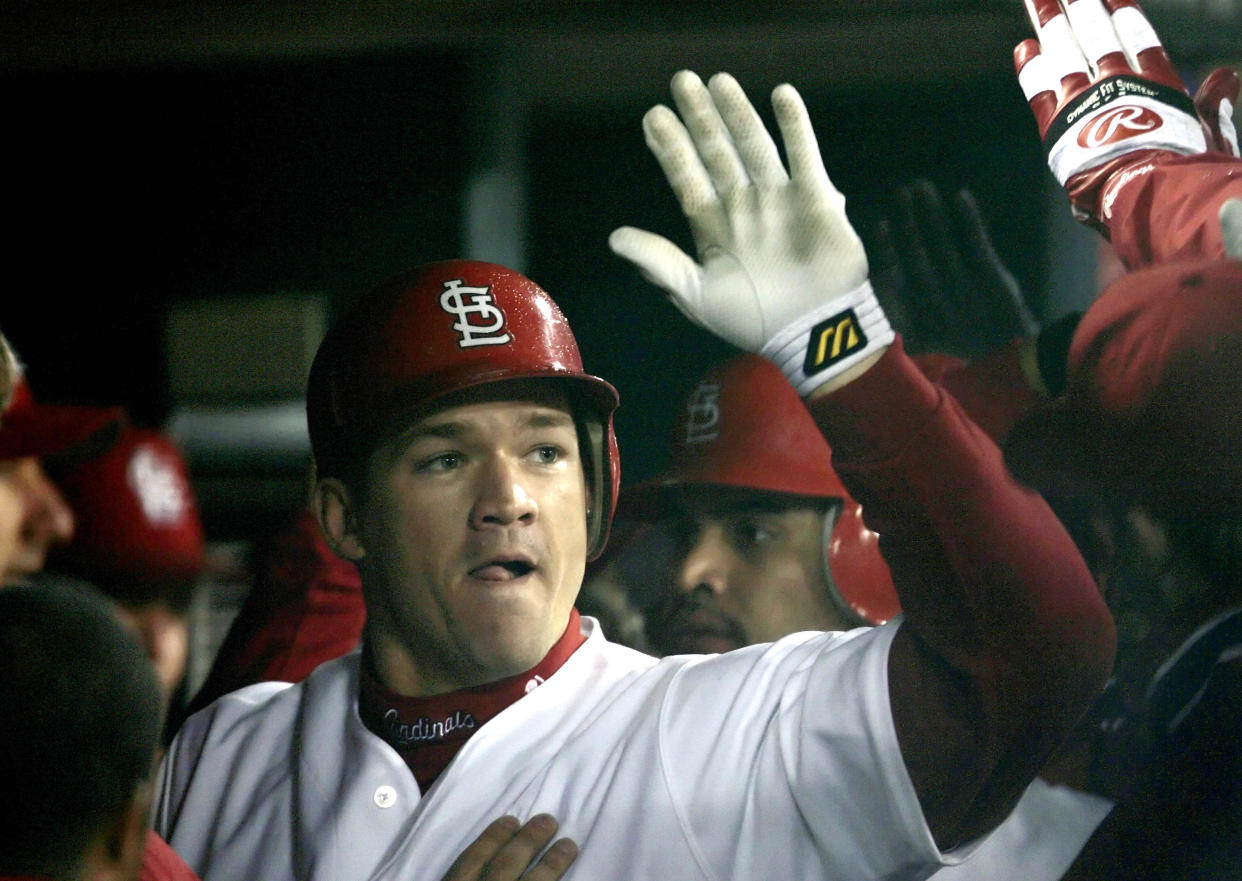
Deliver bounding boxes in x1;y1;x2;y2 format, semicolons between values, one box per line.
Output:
469;558;536;581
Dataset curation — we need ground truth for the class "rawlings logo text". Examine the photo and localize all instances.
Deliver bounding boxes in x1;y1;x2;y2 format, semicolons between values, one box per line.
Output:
1078;105;1162;149
439;279;512;348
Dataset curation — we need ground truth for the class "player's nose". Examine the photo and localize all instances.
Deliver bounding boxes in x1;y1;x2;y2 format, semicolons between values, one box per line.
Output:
21;460;75;547
469;454;537;530
674;526;729;596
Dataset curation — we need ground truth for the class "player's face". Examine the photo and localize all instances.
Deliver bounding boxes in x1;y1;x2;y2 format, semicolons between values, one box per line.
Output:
649;496;852;655
115;600;190;702
351;385;588;695
0;456;74;582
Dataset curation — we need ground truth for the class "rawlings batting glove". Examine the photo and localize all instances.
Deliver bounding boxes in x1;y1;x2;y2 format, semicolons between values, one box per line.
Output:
1016;0;1239;231
609;70;893;396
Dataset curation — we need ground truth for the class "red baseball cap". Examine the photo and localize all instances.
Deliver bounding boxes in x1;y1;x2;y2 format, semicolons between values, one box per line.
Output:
52;427;207;594
0;378;125;462
1006;258;1242;515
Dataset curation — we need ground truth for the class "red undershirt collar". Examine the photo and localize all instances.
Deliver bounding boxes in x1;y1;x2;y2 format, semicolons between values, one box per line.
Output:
358;608;585;791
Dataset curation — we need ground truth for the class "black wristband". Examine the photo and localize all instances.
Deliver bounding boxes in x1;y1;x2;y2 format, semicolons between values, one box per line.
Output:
1043;75;1197;156
1036;311;1083;397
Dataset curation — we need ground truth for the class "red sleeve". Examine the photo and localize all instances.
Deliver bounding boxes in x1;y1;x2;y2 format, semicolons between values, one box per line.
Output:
914;341;1048;444
182;511;365;719
809;339;1115;846
1105;153;1242;269
140;831;201;881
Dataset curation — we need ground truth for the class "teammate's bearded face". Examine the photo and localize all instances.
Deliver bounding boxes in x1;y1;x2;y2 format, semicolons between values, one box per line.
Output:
648;497;853;655
349;385;588;695
0;456;75;582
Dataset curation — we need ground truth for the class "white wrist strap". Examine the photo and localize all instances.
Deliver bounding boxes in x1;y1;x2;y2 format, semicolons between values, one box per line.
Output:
760;279;894;397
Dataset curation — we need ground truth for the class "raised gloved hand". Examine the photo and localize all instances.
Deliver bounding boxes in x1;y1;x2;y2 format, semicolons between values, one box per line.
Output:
609;70;893;396
1015;0;1239;231
870;180;1039;359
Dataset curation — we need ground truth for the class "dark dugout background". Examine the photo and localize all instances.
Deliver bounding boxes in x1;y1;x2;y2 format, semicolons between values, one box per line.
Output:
4;0;1231;533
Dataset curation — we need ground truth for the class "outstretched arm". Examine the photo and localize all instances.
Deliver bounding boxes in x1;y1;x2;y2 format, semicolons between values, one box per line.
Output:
611;70;1114;848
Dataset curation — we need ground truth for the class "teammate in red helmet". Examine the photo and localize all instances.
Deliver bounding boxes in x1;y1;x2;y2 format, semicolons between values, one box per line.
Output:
624;353;898;656
156;71;1111;881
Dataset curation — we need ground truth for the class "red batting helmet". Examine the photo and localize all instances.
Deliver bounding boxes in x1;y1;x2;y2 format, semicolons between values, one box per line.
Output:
625;354;899;625
307;260;620;560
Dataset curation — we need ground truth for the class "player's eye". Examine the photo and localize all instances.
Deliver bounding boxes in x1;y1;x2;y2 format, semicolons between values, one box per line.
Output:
729;517;777;549
417;451;463;473
529;444;563;465
668;516;701;553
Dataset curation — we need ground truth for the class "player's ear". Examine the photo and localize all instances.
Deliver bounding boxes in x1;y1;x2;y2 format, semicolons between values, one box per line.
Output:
315;477;366;561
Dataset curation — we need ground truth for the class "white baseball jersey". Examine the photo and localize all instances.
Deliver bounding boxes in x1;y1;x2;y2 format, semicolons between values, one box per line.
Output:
930;777;1112;881
156;616;980;881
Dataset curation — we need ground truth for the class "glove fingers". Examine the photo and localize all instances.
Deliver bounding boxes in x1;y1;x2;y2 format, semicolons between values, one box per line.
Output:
1063;0;1129;77
642;103;720;218
867;218;917;346
1195;67;1241;156
669;70;750;195
771;83;835;194
1221;198;1242;260
608;226;703;309
1024;0;1092;103
1103;0;1181;88
951;189;1040;337
891;187;949;342
707;73;788;186
910;179;967;292
1015;40;1061;137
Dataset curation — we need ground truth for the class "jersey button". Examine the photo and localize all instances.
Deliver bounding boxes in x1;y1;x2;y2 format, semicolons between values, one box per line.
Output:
373;785;397;808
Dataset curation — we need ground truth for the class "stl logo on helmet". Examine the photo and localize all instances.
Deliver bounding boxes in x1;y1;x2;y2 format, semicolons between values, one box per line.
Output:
127;446;188;526
804;308;867;376
439;279;513;348
1078;105;1162;149
683;381;721;445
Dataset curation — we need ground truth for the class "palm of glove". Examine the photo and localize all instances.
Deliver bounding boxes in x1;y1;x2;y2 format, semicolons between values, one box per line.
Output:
609;71;868;354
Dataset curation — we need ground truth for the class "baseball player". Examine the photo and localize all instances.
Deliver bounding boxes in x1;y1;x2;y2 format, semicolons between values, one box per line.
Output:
625;352;901;657
618;352;1115;881
0;581;169;881
0;362;122;587
987;3;1242;875
154;68;1112;881
46;425;209;704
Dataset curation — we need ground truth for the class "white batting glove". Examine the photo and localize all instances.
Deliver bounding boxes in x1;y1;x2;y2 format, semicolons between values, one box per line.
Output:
609;71;893;396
